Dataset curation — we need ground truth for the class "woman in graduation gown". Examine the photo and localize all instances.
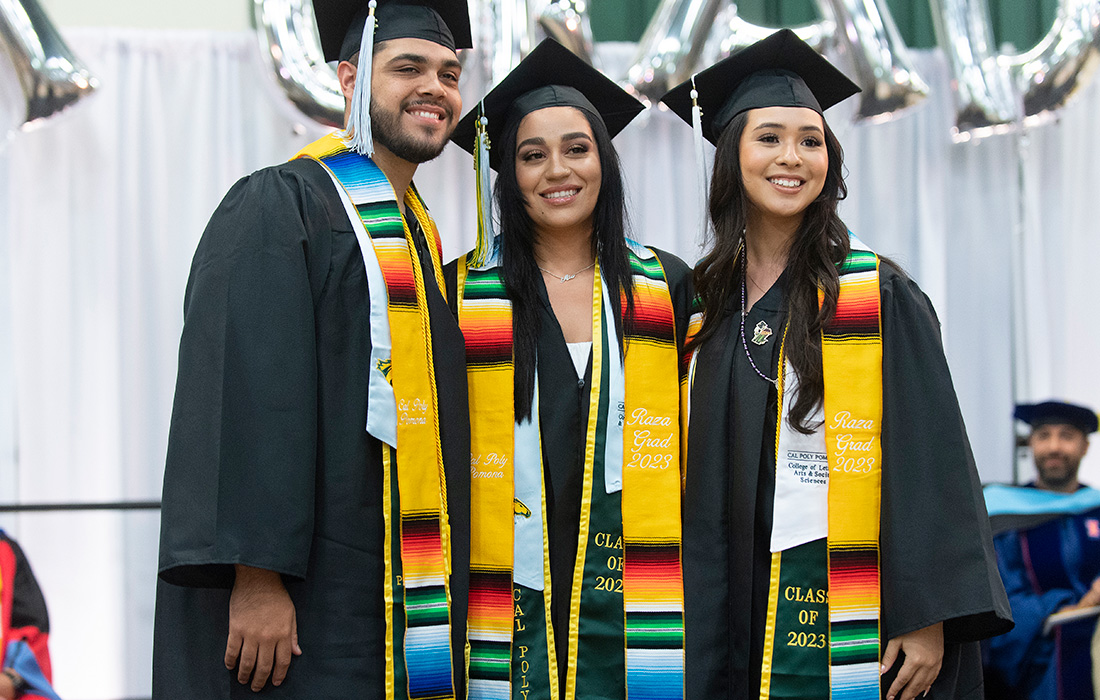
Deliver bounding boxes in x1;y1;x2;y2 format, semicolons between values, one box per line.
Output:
446;39;693;700
660;30;1012;700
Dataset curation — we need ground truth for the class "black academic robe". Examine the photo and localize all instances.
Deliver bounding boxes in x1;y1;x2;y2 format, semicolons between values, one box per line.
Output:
153;158;470;700
446;248;693;692
683;261;1013;700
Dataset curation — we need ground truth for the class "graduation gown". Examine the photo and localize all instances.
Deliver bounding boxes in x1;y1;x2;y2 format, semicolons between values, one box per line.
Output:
683;260;1012;700
153;158;470;699
984;486;1100;700
446;247;693;695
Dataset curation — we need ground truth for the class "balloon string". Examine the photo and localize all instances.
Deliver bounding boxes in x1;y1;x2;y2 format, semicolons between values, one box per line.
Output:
343;0;377;156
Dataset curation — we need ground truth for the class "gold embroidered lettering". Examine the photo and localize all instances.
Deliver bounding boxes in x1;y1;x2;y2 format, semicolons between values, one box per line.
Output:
786;631;827;648
829;410;876;431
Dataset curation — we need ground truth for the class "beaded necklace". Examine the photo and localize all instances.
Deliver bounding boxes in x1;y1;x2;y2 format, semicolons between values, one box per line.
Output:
740;254;779;387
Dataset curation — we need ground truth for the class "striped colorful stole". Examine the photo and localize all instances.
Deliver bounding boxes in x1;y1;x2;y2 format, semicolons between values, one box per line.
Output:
821;243;882;699
459;243;685;700
682;235;882;699
621;252;686;700
296;133;455;700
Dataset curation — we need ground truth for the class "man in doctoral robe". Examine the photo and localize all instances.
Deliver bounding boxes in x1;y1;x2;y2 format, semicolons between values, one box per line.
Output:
984;400;1100;700
152;2;471;698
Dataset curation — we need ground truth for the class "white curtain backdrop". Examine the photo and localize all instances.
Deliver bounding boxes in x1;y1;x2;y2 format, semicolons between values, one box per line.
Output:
0;28;1097;699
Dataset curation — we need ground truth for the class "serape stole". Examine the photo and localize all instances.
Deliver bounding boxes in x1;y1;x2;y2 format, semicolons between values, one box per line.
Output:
683;235;882;699
820;242;882;700
296;133;455;700
459;243;685;700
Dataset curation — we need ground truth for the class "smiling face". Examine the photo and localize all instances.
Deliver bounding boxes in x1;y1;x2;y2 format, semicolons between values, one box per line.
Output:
354;37;463;164
738;106;828;233
513;106;602;240
1030;423;1090;492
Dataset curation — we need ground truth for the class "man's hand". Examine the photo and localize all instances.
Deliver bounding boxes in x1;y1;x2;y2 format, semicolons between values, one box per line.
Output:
881;621;943;700
225;565;302;691
0;670;16;700
1056;576;1100;614
1078;577;1100;609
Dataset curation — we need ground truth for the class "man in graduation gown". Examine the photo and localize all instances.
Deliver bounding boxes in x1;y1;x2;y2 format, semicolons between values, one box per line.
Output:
984;400;1100;700
152;2;471;698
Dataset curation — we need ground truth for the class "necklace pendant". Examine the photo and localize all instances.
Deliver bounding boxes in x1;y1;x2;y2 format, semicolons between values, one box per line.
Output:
559;273;576;283
751;320;773;345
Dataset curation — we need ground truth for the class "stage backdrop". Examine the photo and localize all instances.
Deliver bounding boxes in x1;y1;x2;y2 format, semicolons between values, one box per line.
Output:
0;29;1098;700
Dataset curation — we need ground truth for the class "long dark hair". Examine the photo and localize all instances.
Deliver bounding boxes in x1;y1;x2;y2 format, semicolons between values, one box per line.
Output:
495;106;635;421
691;110;850;433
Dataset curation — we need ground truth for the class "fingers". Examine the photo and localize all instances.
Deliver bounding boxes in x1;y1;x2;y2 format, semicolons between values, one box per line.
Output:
886;657;943;700
271;637;293;687
227;637;298;691
224;629;242;670
292;615;303;656
885;652;916;700
237;637;258;687
250;641;275;692
880;638;901;675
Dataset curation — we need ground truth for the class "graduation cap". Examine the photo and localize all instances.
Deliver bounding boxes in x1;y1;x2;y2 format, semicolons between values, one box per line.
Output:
1015;401;1099;435
660;28;860;146
313;0;472;155
450;38;644;265
451;38;643;170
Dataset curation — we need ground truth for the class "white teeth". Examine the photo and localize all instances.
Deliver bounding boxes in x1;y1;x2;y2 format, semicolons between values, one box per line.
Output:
544;189;578;199
770;177;802;188
411;110;442;120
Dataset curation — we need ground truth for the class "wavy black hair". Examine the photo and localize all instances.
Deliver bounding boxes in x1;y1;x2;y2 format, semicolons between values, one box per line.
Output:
494;106;635;421
690;110;850;433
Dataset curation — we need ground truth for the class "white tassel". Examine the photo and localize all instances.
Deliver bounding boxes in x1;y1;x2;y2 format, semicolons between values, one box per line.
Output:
342;0;377;156
690;76;709;243
472;107;495;267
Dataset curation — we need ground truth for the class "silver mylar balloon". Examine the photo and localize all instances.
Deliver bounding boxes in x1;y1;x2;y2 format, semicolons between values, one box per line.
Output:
627;0;729;102
533;0;595;66
468;0;535;94
1000;0;1100;126
252;0;343;128
929;0;1019;141
0;0;97;131
822;0;928;121
697;2;835;70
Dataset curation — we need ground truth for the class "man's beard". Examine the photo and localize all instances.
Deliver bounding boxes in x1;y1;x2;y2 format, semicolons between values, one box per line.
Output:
369;98;452;164
1036;453;1081;488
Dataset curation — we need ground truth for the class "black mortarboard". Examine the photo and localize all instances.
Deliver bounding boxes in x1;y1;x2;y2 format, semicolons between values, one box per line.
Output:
660;28;860;145
451;38;644;171
1015;401;1099;435
314;0;473;63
